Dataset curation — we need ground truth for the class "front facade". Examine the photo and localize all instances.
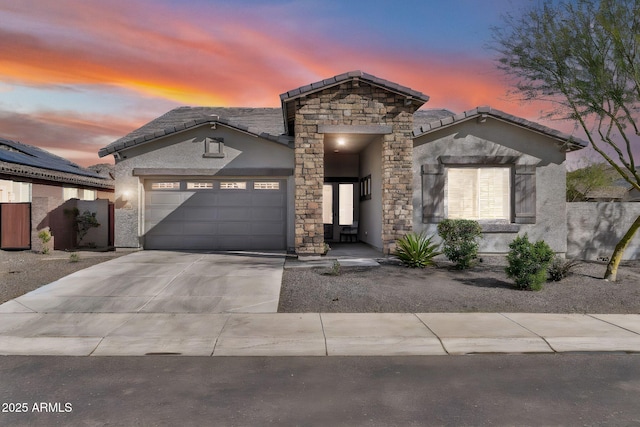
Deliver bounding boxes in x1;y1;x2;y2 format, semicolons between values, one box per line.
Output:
100;71;586;256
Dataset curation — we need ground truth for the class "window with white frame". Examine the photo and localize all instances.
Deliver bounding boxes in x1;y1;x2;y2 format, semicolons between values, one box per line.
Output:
187;182;213;189
446;168;510;220
151;182;180;190
81;189;97;200
63;187;97;201
0;180;31;203
220;181;246;190
253;182;280;190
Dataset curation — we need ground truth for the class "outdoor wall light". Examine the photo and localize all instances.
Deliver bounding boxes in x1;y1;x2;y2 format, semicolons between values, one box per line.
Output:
337;138;346;146
122;190;132;202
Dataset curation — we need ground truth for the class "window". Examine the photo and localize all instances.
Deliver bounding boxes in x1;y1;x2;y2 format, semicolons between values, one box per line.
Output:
203;137;225;158
0;180;31;203
220;181;246;190
360;175;371;201
151;182;180;190
254;182;280;190
447;168;510;220
63;187;79;200
187;182;213;189
80;189;97;201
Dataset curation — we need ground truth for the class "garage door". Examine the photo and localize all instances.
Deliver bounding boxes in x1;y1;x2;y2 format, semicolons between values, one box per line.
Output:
144;179;286;250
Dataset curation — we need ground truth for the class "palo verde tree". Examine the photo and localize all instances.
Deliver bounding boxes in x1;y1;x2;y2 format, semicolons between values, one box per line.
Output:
492;0;640;281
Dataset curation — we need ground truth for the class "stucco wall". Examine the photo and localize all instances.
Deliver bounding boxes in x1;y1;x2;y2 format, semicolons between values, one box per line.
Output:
358;139;383;250
113;125;294;249
567;202;640;260
413;117;568;253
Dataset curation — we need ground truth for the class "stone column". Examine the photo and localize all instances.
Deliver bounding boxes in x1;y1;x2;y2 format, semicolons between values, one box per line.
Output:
381;110;414;254
294;113;325;256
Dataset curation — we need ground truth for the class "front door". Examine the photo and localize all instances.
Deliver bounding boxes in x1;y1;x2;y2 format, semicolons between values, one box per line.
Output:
322;182;355;242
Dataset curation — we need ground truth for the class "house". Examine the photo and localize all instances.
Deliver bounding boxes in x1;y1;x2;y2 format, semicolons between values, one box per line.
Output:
99;71;586;256
0;138;114;251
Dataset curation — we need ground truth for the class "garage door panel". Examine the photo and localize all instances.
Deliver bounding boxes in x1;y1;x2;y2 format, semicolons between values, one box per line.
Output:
217;193;253;205
182;222;218;235
182;207;216;221
217;207;252;221
147;192;184;205
146;221;185;236
182;193;215;207
252;207;285;221
252;193;285;206
251;222;285;235
251;236;285;250
144;179;286;250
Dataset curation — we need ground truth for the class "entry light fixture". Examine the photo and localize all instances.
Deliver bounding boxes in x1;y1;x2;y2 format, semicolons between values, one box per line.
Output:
337;138;346;146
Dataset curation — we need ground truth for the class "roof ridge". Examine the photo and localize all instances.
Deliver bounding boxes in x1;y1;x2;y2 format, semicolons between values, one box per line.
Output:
415;105;588;151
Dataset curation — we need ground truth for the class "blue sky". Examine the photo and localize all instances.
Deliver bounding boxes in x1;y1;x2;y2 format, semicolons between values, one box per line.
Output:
1;0;586;166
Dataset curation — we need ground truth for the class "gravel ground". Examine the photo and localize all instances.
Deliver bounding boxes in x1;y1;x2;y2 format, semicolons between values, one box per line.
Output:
278;258;640;313
0;250;127;304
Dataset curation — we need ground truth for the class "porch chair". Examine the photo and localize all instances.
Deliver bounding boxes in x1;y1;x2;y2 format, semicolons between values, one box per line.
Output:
340;221;359;242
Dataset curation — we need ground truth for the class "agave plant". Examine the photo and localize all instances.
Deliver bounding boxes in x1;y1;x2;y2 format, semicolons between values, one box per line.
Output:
394;232;441;268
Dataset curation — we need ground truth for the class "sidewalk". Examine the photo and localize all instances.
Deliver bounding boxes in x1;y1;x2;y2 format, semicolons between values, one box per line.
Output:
1;312;639;356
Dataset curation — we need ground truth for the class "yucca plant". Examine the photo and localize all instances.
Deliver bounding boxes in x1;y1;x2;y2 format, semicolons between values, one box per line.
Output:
394;232;441;268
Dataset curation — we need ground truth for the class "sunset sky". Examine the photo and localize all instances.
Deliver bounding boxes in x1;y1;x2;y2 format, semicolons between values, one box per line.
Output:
1;0;590;167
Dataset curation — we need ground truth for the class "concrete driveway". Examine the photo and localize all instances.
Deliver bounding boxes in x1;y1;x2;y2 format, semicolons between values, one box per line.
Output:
5;250;285;314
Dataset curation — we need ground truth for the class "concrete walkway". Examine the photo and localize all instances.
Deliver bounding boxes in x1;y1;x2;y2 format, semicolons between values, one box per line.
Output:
1;252;640;356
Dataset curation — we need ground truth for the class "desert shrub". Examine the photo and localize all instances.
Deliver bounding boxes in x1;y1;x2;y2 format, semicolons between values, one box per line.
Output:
38;230;52;255
505;234;554;291
437;219;483;269
548;256;581;282
394;232;441;268
69;253;80;263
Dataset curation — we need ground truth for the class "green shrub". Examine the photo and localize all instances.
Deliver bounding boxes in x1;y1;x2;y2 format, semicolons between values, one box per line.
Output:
394;232;441;268
505;234;554;291
437;219;483;269
69;253;80;263
37;230;52;255
548;256;581;282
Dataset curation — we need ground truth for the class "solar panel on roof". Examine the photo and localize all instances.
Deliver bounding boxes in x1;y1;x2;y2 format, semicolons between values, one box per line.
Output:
0;138;105;179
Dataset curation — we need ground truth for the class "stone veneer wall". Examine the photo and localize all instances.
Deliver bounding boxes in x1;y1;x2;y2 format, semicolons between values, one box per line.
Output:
294;80;416;255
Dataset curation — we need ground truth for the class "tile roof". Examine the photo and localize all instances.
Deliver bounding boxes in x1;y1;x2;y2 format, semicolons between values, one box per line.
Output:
100;106;456;157
279;70;431;104
0;138;113;189
413;106;588;151
99;107;289;157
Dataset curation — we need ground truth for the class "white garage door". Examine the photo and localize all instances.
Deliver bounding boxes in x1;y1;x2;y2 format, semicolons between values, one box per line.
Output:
144;179;286;250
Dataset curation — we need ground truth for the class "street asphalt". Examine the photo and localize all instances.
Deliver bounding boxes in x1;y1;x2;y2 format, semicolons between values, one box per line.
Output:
1;354;639;426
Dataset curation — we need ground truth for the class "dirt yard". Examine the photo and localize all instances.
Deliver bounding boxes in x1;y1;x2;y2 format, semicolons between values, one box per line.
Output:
278;259;640;313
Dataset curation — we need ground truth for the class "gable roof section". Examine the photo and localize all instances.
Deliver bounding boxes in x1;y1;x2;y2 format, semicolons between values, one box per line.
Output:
279;70;430;104
99;107;289;157
0;138;112;189
280;70;431;136
414;106;588;151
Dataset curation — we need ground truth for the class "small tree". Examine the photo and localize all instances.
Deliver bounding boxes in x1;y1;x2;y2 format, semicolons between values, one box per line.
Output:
437;219;483;269
65;208;100;246
566;162;615;202
492;0;640;281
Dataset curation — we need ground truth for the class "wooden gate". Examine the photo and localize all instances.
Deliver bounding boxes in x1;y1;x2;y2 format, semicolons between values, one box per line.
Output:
0;203;31;250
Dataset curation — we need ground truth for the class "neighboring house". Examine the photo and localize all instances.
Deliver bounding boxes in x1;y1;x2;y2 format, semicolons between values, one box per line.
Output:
0;138;114;251
585;177;640;202
99;71;586;256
